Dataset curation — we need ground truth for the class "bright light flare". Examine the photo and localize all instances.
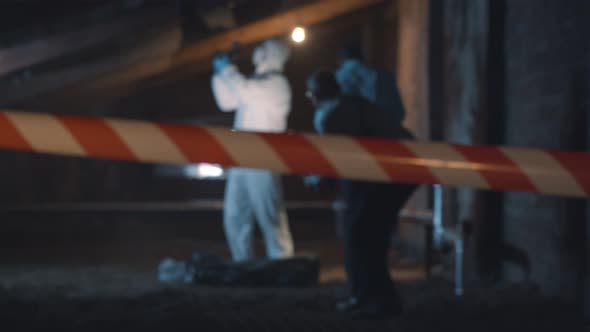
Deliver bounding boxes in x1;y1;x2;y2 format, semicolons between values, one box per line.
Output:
291;26;306;43
185;163;224;179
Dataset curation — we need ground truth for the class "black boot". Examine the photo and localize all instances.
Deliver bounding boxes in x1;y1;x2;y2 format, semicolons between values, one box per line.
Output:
336;296;361;312
352;296;403;320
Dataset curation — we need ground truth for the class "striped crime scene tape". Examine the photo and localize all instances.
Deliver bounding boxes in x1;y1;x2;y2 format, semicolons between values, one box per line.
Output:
0;111;589;198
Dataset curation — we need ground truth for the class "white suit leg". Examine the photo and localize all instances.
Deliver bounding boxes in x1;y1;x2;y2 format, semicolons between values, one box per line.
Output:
223;168;255;261
246;169;294;259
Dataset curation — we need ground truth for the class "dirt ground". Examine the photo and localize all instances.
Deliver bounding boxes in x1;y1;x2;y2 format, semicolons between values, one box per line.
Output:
0;258;587;331
0;268;586;332
0;213;587;331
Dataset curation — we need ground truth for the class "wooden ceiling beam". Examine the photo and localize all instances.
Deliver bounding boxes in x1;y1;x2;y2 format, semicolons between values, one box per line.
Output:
134;1;393;92
173;0;385;68
0;8;174;77
11;0;385;109
0;25;182;107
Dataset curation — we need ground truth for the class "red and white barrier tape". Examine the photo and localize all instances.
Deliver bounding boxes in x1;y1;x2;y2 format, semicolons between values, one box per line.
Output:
0;111;589;198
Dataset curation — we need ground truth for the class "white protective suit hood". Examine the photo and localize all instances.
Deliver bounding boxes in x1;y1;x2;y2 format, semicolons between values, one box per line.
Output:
252;39;291;74
211;38;292;133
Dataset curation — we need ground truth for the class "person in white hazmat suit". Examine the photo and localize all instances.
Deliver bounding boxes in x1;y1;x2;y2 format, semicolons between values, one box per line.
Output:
211;39;294;261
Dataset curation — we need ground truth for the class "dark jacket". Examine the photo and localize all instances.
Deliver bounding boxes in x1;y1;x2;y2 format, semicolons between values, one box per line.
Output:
314;95;413;140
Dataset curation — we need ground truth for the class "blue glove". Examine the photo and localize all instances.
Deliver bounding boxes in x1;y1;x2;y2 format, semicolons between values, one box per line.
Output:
213;54;231;73
303;175;322;191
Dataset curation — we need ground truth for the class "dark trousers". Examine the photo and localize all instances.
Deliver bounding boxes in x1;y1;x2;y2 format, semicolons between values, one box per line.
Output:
341;180;417;302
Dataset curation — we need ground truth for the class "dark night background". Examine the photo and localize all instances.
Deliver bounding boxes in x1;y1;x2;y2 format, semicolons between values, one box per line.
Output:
0;0;589;330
